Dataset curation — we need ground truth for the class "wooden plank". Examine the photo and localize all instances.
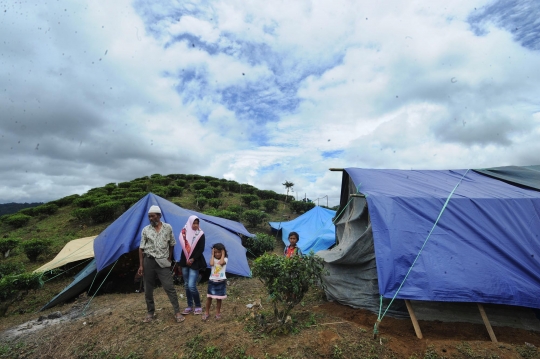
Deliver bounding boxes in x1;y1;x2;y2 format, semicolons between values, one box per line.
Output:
477;303;498;343
405;300;423;339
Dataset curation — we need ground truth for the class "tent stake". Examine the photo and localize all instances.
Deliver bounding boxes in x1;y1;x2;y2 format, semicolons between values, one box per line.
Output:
477;303;497;342
405;300;423;339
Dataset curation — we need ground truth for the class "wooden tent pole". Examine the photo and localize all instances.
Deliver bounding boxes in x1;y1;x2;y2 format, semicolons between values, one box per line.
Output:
405;300;423;339
477;303;497;342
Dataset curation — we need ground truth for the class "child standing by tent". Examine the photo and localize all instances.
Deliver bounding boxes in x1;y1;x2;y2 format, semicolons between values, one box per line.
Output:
284;232;303;258
202;243;228;321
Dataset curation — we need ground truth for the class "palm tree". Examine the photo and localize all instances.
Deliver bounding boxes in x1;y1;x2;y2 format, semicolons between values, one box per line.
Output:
282;181;294;202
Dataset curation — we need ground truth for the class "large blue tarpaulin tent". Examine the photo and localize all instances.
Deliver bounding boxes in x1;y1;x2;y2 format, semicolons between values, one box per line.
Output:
318;168;540;315
269;206;336;254
42;193;252;310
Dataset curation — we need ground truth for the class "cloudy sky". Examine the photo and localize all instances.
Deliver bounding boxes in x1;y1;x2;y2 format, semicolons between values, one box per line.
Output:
1;0;539;206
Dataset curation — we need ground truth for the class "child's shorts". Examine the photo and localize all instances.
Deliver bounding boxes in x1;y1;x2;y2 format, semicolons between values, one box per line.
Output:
207;280;227;299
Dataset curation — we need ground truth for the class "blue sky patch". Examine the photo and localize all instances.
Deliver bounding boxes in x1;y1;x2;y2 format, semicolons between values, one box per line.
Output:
321;150;344;159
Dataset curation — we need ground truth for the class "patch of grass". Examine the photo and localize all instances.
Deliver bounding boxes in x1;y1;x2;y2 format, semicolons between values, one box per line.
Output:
516;344;538;359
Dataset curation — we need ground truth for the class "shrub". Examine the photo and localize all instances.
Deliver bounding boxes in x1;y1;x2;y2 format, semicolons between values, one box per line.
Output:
207;186;222;197
257;190;279;200
242;210;268;227
248;200;261;210
73;195;109;208
0;238;20;258
103;183;117;194
227;205;244;214
88;201;122;224
33;203;59;216
252;253;326;324
21;239;51;262
208;198;223;209
192;181;208;191
71;208;91;220
203;209;240;221
243;233;275;257
130;182;148;191
0;272;43;302
226;181;241;192
203;176;218;182
241;184;258;194
118;181;132;189
262;199;279;213
289;200;315;213
150;185;170;198
168;186;183;197
51;194;80;207
4;214;32;228
195;197;207;210
175;179;187;187
87;188;108;197
209;180;221;188
198;188;216;199
241;194;259;206
19;207;37;216
0;262;24;279
150;175;170;186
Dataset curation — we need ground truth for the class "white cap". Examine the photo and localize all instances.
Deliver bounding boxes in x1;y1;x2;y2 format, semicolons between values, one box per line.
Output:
148;205;161;214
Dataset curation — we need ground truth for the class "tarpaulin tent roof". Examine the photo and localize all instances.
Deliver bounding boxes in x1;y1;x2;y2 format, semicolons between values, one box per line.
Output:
269;206;336;254
33;236;96;273
42;193;252;310
473;165;540;191
319;168;540;312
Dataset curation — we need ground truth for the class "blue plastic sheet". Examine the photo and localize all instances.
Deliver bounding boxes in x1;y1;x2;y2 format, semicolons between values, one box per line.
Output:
269;206;336;254
345;168;540;309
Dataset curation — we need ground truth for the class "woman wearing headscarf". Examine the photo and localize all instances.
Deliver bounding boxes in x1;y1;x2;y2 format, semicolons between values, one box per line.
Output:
179;215;207;315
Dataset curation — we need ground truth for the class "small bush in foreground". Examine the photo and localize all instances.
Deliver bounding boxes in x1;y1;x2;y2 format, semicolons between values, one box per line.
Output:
243;232;275;257
252;253;326;325
21;239;51;262
0;262;25;280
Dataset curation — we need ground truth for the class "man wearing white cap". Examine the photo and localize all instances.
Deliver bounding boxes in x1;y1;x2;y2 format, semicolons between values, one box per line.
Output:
138;205;184;323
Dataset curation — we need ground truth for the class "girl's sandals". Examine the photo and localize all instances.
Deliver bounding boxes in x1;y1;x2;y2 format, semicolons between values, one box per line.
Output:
202;313;210;321
194;307;203;315
142;314;155;323
215;313;222;320
175;313;185;323
181;307;193;315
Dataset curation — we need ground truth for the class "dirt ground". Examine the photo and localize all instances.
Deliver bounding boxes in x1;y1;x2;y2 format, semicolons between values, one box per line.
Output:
0;274;539;359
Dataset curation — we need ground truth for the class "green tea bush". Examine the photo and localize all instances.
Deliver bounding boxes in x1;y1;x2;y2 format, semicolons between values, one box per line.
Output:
4;214;32;228
198;188;216;199
257;190;279;200
289;200;315;213
192;181;208;190
226;180;241;192
248;200;261;210
252;253;326;324
241;194;259;206
71;208;91;220
118;181;132;188
21;239;51;262
150;185;170;198
51;194;80;207
175;179;187;187
207;198;223;209
203;209;240;222
0;238;20;258
195;197;207;210
88;201;122;224
203;176;218;182
87;188;109;196
0;272;44;302
103;183;117;194
19;207;37;216
227;205;244;214
33;203;59;216
243;233;275;257
209;180;221;188
262;199;279;213
207;186;222;197
0;262;24;279
168;185;183;197
241;184;258;194
242;210;268;227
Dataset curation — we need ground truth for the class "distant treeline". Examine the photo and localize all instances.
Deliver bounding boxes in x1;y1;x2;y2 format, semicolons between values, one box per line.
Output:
0;202;43;216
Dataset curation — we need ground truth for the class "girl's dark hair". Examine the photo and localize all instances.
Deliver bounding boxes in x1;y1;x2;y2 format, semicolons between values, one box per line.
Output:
289;231;299;241
212;242;228;257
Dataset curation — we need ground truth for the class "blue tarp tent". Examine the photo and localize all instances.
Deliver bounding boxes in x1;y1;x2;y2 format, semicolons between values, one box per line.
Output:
318;168;540;312
269;206;336;254
42;193;252;310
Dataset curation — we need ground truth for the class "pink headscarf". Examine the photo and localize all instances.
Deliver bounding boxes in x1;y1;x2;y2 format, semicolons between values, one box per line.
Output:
180;215;204;259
